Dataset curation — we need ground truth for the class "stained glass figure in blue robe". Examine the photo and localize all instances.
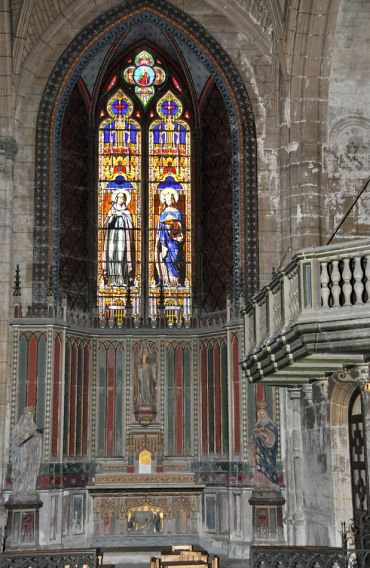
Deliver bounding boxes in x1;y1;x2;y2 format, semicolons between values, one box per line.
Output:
155;187;185;287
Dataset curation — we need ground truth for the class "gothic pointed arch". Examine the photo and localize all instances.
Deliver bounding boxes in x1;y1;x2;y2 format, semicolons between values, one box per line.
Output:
33;0;258;316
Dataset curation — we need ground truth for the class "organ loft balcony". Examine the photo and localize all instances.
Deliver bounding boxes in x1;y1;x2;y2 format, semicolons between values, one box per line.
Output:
241;239;370;386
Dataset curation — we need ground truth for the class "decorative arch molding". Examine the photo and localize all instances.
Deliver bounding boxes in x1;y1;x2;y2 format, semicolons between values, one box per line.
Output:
33;0;258;311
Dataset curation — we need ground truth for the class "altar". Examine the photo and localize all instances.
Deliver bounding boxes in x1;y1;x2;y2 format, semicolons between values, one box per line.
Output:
89;469;203;546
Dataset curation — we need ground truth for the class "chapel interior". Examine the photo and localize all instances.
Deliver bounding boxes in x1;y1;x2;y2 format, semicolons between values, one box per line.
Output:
1;0;370;565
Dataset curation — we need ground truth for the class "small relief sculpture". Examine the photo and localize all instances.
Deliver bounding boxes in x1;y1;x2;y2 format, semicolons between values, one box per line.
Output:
10;406;43;497
127;505;163;534
248;401;278;489
134;342;157;424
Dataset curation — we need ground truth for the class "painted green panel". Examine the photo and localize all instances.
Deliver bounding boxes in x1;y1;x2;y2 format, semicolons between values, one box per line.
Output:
221;341;229;453
63;342;71;455
36;335;47;428
167;346;175;455
18;335;28;420
76;343;84;455
97;345;107;457
184;347;192;456
207;345;214;453
115;344;124;457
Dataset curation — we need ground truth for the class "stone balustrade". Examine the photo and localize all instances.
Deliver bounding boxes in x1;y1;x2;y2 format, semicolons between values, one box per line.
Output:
242;239;370;385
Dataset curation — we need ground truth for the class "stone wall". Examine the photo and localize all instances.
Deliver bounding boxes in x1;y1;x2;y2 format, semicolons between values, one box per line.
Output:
324;0;370;242
284;380;354;547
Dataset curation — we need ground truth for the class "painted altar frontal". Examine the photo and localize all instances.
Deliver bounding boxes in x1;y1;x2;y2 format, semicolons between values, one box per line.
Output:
90;426;202;545
90;468;202;545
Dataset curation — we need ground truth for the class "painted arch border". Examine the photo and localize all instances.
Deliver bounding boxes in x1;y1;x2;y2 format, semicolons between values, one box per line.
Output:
33;0;258;309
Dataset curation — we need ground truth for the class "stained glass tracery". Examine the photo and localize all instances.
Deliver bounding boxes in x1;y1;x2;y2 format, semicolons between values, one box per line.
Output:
97;89;141;321
123;50;166;108
97;53;192;326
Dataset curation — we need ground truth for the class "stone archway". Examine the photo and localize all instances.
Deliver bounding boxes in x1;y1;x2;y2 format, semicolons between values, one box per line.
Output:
329;380;358;536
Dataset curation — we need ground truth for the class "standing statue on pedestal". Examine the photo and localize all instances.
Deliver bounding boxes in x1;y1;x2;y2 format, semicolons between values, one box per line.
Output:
135;343;157;409
134;342;158;425
249;401;278;488
10;407;43;497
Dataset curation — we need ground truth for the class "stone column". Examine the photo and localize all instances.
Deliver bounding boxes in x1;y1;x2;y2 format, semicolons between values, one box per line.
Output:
0;0;16;545
357;366;370;511
288;387;306;545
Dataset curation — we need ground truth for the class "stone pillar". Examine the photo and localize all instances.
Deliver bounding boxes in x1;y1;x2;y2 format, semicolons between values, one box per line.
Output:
0;3;16;541
289;387;306;545
357;366;370;511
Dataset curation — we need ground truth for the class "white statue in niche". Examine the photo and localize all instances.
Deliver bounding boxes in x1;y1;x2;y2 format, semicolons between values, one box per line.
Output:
10;406;43;498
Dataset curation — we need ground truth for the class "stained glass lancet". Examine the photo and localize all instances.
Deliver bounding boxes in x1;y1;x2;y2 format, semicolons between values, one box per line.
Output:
148;91;192;324
97;89;141;323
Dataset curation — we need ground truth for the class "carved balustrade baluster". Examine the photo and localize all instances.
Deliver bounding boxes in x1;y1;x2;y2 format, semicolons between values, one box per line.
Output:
273;287;282;332
366;256;370;304
330;260;341;307
287;270;299;319
320;262;330;307
258;300;267;342
353;255;365;305
342;257;352;306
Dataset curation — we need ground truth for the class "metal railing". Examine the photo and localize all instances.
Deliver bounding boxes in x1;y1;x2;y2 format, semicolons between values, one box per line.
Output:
0;548;99;567
250;546;346;567
250;514;370;567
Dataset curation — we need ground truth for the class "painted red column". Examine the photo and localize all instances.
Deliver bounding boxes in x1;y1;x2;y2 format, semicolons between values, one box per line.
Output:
106;346;116;457
51;335;61;457
232;335;241;454
175;345;184;455
214;342;221;454
26;335;38;408
69;342;78;456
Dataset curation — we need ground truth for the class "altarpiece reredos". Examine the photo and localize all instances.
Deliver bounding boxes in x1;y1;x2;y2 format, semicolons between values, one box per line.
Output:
8;2;279;553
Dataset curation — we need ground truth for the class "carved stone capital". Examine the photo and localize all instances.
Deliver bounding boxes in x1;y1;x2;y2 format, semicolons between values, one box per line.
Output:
331;364;370;391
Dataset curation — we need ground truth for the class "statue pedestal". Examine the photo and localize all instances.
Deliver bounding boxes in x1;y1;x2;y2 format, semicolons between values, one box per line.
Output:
249;489;285;544
4;495;43;550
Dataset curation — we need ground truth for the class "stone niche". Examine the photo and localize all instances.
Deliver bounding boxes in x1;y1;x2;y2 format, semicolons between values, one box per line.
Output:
90;489;201;546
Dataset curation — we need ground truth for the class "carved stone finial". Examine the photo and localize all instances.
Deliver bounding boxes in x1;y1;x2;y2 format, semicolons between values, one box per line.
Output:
13;265;21;297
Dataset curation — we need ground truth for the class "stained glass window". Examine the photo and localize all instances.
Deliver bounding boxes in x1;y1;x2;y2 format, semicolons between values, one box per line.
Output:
97;52;192;327
148;91;191;323
97;89;141;323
